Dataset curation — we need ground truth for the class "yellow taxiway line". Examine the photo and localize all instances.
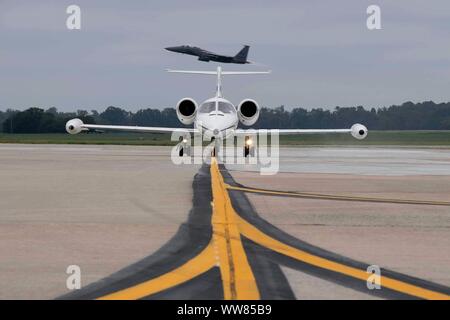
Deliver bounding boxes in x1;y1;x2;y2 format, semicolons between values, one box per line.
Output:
236;214;450;300
98;243;216;300
210;158;260;299
97;159;449;300
98;159;260;300
226;184;450;206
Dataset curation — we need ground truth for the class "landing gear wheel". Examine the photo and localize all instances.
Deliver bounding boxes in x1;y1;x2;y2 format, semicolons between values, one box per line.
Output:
179;145;190;157
210;137;216;157
184;145;191;157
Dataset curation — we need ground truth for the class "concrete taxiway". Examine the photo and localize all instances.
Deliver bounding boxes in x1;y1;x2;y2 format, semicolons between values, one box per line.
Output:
0;145;199;299
0;144;449;299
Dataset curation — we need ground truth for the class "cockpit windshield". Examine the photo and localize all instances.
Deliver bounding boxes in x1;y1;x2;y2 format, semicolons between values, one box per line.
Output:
199;102;216;113
218;102;235;114
198;101;236;114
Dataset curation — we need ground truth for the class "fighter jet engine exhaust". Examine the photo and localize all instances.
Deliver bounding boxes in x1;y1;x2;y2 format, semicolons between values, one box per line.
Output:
65;118;84;134
351;123;368;140
238;99;260;126
176;98;197;125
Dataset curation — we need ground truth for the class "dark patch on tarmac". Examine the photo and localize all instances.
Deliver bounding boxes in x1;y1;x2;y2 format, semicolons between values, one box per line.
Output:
143;267;224;300
220;164;450;298
59;163;215;299
59;162;292;300
241;237;295;300
59;163;450;300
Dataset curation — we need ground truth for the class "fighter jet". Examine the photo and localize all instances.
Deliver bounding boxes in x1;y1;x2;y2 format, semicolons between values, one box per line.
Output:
165;45;251;64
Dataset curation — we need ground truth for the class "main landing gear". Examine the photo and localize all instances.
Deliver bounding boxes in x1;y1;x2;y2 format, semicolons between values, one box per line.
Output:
211;137;217;157
178;136;190;157
244;136;255;157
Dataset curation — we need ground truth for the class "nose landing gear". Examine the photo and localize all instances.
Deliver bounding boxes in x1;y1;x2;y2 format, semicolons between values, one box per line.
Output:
210;137;217;157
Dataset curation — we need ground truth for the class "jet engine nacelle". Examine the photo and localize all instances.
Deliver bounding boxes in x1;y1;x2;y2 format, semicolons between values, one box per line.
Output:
176;98;197;125
66;118;84;134
237;99;260;126
351;123;368;140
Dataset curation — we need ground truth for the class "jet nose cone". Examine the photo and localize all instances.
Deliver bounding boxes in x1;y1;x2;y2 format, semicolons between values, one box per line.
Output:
165;46;179;52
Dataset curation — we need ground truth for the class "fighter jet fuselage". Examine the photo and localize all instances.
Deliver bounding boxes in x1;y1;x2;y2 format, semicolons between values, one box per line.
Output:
165;45;250;64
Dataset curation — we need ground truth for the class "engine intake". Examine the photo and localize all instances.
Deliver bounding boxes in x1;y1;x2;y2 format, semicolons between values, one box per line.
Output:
176;98;197;125
238;99;259;126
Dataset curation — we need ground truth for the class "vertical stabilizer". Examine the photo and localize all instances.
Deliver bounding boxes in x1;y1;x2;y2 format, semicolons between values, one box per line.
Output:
216;66;222;97
234;45;250;63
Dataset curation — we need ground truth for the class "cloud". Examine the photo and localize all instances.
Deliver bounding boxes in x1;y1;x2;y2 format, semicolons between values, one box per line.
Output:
1;0;450;111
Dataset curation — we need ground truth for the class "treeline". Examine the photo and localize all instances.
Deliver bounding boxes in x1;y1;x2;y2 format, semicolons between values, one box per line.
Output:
1;101;450;133
0;107;181;133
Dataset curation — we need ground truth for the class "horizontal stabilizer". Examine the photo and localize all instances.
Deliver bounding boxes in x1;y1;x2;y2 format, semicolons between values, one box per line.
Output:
166;69;271;75
167;66;270;98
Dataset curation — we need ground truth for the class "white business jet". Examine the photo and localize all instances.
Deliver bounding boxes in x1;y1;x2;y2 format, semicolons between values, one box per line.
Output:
66;67;367;156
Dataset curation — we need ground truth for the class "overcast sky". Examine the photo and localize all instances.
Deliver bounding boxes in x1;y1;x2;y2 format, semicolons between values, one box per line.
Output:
1;0;450;111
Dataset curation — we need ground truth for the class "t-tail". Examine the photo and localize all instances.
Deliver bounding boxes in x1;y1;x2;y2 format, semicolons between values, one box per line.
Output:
166;66;270;98
234;45;250;63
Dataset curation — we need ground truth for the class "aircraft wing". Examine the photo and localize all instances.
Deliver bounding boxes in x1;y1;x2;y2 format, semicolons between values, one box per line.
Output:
82;124;198;133
235;128;350;134
234;124;368;140
65;119;198;135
